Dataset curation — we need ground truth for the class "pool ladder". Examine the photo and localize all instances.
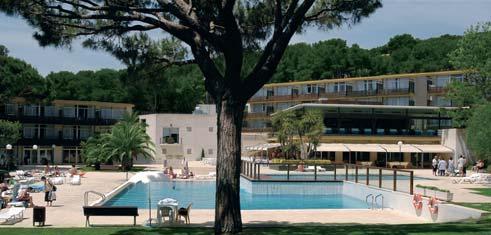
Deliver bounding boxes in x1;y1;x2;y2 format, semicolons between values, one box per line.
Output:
365;194;374;209
84;191;106;206
366;194;384;210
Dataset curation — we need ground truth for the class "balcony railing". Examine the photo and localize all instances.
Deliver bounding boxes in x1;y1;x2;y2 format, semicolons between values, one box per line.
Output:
242;127;273;133
428;86;447;94
249;88;414;103
244;112;270;119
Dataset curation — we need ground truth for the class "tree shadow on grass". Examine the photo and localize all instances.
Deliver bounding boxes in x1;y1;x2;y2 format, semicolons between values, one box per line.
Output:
107;216;491;235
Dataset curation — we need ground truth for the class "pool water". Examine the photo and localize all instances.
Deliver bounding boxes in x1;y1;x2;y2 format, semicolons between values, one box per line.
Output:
104;180;367;210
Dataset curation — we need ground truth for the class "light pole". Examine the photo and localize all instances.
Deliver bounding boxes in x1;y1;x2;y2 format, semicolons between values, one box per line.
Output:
33;145;38;165
397;141;403;163
51;144;56;164
6;144;13;171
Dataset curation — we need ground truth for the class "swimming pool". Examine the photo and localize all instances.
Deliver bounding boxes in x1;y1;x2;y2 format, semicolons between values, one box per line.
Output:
103;180;367;210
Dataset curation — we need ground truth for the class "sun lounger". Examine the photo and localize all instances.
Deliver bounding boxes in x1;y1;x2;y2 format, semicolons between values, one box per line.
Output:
70;175;81;185
452;173;491;184
306;166;326;172
51;177;64;185
0;207;25;225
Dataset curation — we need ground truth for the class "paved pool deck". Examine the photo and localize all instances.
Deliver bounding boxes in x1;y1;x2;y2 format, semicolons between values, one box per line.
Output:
2;163;489;227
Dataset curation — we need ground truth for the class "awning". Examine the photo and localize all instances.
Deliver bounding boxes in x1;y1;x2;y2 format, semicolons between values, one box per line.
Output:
245;143;281;151
412;144;453;153
379;144;422;153
316;143;350;152
345;144;387;153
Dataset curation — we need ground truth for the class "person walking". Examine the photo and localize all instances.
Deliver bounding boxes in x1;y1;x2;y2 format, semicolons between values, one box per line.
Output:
432;156;438;176
41;176;56;207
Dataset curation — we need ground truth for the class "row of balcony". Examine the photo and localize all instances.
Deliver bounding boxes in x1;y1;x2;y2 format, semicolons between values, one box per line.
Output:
249;88;414;103
0;112;120;125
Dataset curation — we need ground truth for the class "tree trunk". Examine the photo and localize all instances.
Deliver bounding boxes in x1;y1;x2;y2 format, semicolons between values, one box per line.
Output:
214;98;245;234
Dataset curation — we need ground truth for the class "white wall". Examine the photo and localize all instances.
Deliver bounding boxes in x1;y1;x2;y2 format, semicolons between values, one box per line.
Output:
342;181;483;222
441;128;472;164
139;112;217;163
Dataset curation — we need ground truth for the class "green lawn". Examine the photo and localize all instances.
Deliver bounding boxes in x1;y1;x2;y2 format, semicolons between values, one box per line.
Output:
1;217;491;235
466;188;491;197
1;204;490;235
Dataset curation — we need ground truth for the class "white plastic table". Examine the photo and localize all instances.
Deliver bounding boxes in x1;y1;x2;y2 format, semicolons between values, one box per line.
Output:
156;198;178;224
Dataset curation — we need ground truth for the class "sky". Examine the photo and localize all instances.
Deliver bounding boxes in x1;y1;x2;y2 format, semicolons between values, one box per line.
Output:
1;0;491;76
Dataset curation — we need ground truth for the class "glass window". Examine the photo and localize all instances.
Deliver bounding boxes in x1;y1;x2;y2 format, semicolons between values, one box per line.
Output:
44;106;57;117
100;108;112;119
162;128;179;144
208;149;213;155
23;125;35;138
63;106;76;118
5;104;16;115
186;127;192;132
23;105;39;116
209;127;214;132
187;148;192;154
79;126;90;140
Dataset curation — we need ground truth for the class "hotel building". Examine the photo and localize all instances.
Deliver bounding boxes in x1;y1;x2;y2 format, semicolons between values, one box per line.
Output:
244;71;469;167
0;98;134;165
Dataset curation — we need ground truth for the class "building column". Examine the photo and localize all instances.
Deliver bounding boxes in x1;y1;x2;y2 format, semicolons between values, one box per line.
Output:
335;152;343;163
369;152;377;162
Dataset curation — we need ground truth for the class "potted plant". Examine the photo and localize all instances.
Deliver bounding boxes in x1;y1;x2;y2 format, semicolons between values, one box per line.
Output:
416;184;454;201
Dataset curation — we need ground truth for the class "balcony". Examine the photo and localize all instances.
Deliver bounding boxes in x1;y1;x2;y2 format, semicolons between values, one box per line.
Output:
244;112;270;119
428;86;447;94
378;88;412;96
242;127;273;133
0;112;119;126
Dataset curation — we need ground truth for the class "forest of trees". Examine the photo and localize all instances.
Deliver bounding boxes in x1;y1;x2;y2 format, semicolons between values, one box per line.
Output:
1;33;461;113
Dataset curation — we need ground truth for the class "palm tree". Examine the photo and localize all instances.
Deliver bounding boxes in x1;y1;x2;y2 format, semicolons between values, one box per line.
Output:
81;112;155;171
108;113;155;170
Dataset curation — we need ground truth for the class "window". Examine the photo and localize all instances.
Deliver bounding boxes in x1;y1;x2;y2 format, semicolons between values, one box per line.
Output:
186;127;192;132
23;125;35;139
63;106;76;118
5;104;16;115
162;127;179;144
100;108;112;119
208;149;213;155
187;148;192;154
23;105;39;116
209;127;214;132
44;106;57;117
162;148;167;154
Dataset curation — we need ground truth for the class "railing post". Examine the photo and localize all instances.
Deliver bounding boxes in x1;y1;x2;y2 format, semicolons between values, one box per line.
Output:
378;168;382;188
334;164;337;181
410;171;414;195
253;163;256;179
355;165;359;183
345;164;348;181
258;163;261;180
314;164;317;181
287;164;290;181
366;167;369;185
393;170;397;191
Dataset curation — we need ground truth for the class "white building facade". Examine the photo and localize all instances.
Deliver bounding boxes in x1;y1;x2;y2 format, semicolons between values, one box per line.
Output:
139;105;217;164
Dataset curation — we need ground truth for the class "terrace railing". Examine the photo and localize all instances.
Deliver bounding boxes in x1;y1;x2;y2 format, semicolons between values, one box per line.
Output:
240;160;414;195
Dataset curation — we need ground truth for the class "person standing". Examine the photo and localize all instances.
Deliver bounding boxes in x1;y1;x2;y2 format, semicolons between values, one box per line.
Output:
458;155;465;177
432;156;438;176
41;176;56;207
438;158;447;176
448;158;455;176
462;156;467;177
